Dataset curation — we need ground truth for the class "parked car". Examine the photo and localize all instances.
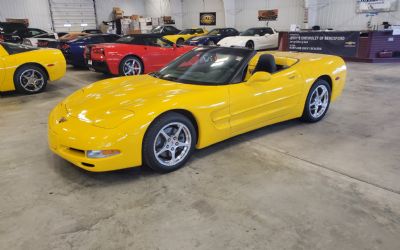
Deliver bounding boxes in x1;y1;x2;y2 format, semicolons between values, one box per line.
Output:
49;47;347;172
163;28;207;45
59;34;120;67
185;28;240;46
218;27;279;50
0;42;66;94
82;29;102;34
1;25;47;43
22;32;68;47
151;25;181;35
37;32;89;48
84;34;194;76
0;22;26;42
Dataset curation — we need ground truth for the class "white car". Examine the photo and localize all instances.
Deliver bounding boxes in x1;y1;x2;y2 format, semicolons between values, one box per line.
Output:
22;32;67;47
217;27;279;50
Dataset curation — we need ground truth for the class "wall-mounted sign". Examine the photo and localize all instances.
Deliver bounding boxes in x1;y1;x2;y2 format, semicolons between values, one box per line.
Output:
258;9;278;21
288;32;360;57
200;12;216;26
356;0;398;13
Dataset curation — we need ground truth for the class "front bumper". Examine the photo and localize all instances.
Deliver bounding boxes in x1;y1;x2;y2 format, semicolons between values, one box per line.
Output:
48;104;142;172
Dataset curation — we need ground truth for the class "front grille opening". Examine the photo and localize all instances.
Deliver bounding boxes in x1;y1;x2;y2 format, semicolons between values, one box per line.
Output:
81;162;95;167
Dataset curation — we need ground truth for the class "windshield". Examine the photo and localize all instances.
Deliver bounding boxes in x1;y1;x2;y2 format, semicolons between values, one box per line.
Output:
151;26;163;33
151;47;253;85
207;29;221;36
179;29;195;35
1;42;37;55
240;28;273;36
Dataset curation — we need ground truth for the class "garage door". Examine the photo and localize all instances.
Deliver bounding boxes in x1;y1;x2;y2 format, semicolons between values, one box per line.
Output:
49;0;97;32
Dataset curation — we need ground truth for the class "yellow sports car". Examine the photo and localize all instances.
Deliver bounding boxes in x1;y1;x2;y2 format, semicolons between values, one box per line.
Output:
0;42;66;94
48;47;346;173
163;28;207;45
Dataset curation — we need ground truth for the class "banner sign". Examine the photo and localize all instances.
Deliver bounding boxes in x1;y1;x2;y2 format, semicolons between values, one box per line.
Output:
288;32;360;57
258;9;278;21
200;12;216;26
356;0;398;13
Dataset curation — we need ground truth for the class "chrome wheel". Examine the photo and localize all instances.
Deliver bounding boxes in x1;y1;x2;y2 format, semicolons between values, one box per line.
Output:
122;58;142;76
309;85;329;119
19;69;45;92
153;122;192;167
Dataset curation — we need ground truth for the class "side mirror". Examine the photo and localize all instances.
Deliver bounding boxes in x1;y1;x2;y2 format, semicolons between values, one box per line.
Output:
247;72;272;84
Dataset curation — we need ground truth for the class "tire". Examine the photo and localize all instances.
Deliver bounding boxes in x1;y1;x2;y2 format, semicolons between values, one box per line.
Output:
142;112;197;173
119;56;143;76
207;40;215;46
176;38;185;46
245;41;254;50
14;64;48;94
301;79;331;123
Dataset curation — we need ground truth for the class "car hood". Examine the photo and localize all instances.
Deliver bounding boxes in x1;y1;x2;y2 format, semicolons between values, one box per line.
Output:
63;75;193;128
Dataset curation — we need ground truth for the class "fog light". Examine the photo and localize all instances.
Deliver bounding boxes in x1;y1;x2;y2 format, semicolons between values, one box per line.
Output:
87;150;120;158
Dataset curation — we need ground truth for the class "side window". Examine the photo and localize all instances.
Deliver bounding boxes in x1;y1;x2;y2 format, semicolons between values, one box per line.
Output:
196;28;203;34
89;36;105;43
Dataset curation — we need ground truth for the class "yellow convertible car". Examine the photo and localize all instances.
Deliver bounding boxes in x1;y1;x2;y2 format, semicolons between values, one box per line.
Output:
0;42;66;94
163;28;207;45
48;47;346;173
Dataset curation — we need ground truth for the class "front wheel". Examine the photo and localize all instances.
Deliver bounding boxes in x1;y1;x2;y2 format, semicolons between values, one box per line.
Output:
301;79;331;123
119;56;143;76
143;112;197;173
245;41;254;50
207;40;215;46
14;64;48;94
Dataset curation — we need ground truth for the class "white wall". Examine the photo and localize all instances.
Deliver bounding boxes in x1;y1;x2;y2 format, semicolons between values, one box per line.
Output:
182;0;226;29
144;0;183;29
95;0;146;23
234;0;305;31
0;0;53;32
315;0;400;30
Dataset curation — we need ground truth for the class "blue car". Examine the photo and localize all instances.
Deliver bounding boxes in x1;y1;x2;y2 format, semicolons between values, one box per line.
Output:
60;34;120;67
184;28;239;46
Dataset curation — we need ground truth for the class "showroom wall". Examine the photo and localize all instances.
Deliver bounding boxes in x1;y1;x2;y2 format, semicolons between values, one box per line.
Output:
0;0;53;31
182;0;226;28
314;0;400;30
234;0;305;31
144;0;183;29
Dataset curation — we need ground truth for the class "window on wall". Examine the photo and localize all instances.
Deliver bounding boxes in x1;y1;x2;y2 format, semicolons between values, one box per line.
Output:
49;0;97;32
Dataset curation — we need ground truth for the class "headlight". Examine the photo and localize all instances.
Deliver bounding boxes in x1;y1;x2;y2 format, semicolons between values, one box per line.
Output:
87;150;120;158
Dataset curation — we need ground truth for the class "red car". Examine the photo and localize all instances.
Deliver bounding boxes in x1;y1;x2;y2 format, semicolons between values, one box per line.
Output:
84;34;194;76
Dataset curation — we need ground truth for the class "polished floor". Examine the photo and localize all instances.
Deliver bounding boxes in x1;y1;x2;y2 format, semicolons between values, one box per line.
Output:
1;63;400;250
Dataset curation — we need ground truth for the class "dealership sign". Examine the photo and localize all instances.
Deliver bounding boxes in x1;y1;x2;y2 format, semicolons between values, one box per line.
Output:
356;0;398;13
200;12;216;25
288;32;360;57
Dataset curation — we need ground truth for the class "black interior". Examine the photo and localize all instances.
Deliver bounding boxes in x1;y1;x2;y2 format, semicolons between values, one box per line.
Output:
253;54;277;74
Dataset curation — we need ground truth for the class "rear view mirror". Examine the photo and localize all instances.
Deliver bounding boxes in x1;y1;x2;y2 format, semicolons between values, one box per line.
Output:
247;72;272;84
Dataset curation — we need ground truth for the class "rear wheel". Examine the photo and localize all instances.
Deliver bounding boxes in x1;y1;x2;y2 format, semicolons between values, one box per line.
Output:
301;79;331;123
14;64;47;94
119;56;143;76
176;38;185;45
245;41;254;50
143;112;197;173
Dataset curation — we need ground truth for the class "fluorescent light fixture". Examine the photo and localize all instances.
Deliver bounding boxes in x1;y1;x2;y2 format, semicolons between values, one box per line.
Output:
80;23;88;27
63;24;72;27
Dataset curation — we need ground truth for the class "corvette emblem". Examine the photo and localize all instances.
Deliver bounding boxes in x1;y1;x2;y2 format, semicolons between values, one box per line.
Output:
58;117;67;123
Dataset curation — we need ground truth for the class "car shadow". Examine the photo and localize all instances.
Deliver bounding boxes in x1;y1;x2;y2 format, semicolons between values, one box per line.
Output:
52;119;303;186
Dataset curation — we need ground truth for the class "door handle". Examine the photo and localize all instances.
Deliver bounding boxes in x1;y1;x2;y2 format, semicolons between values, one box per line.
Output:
288;74;297;80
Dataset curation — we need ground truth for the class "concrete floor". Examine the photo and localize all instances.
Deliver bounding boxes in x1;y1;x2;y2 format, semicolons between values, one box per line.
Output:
0;63;400;250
